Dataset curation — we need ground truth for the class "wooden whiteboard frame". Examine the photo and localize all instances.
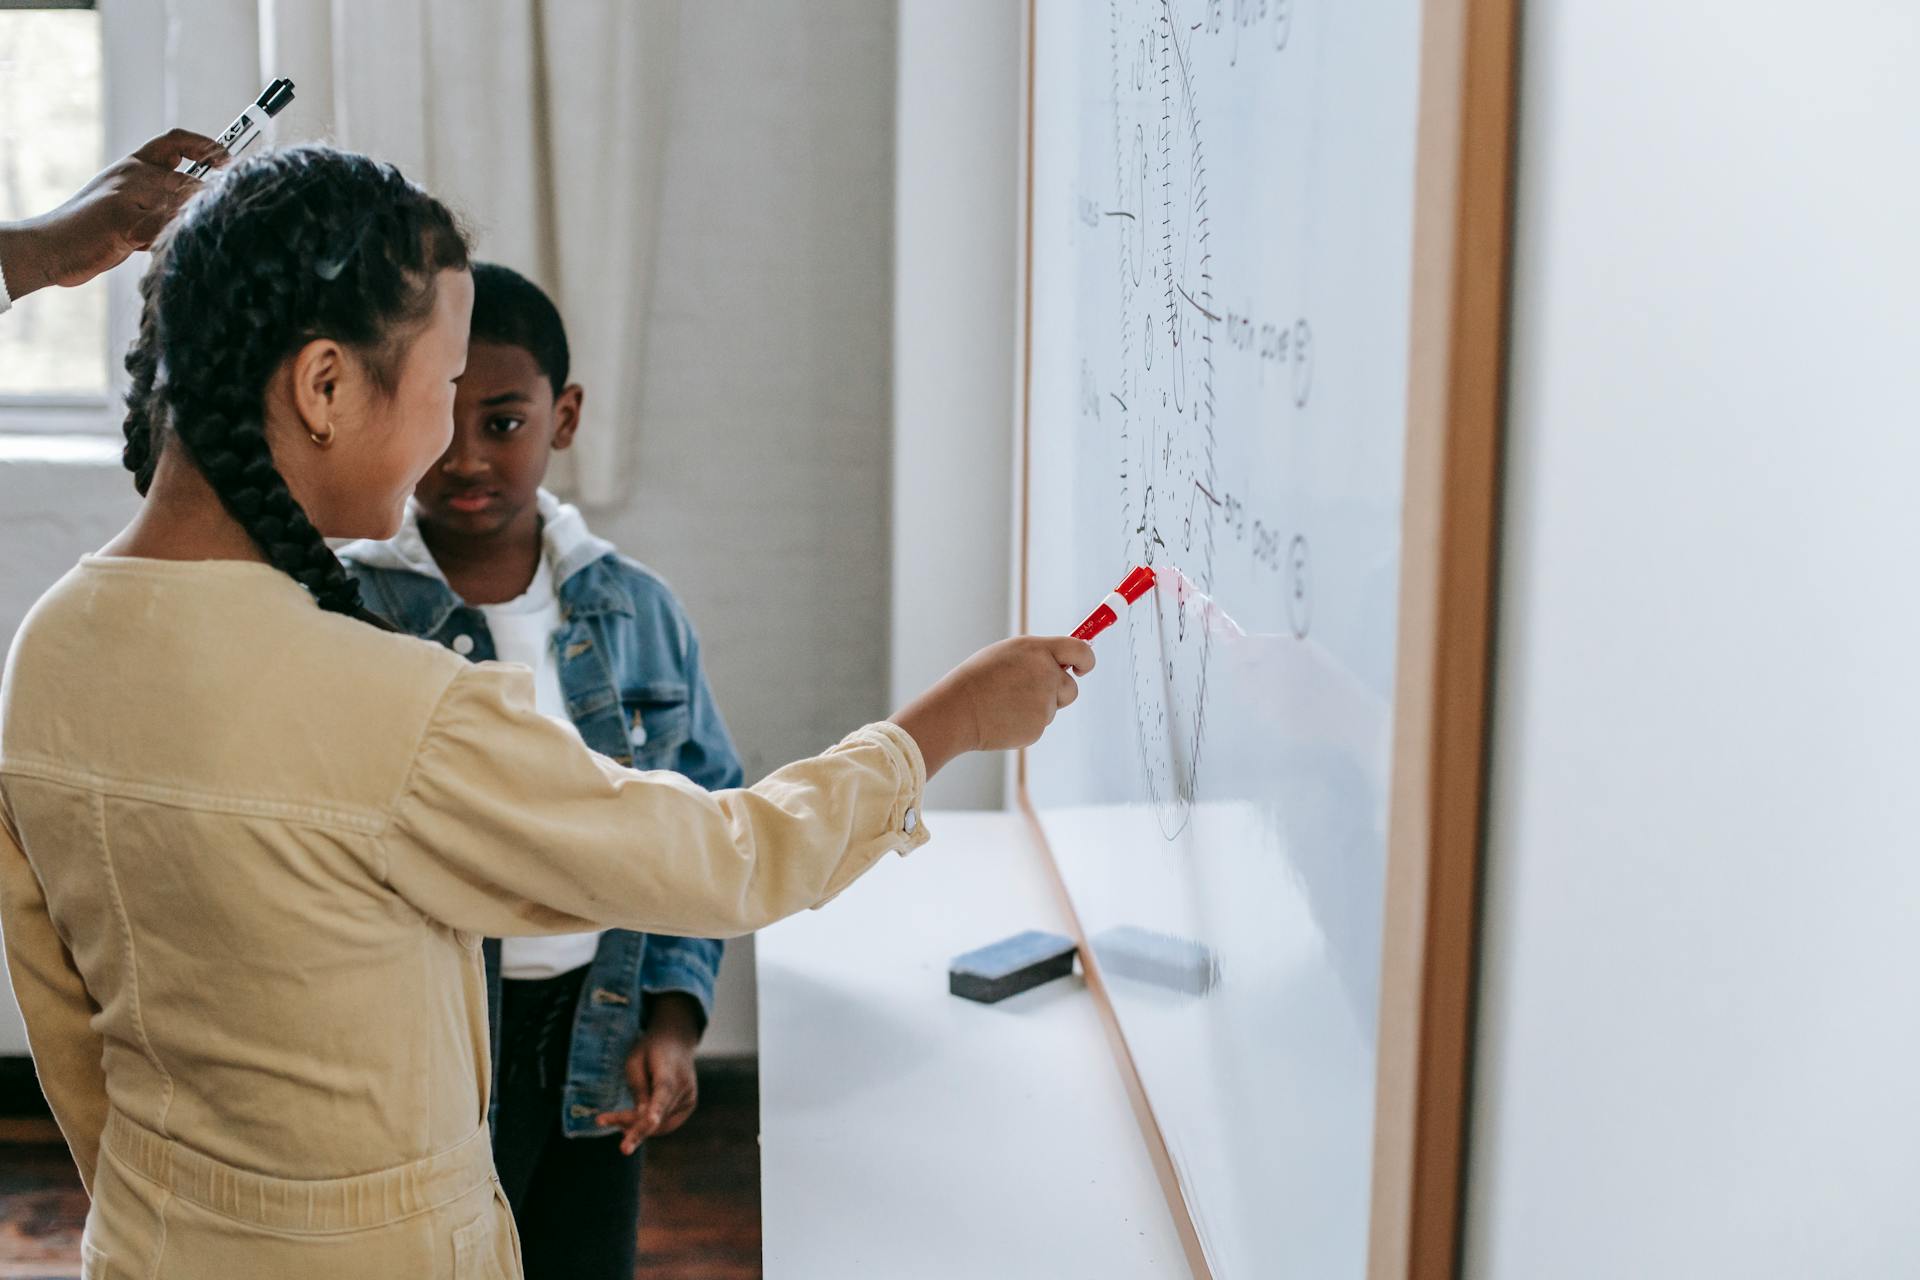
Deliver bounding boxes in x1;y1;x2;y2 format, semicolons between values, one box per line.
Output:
1012;2;1519;1277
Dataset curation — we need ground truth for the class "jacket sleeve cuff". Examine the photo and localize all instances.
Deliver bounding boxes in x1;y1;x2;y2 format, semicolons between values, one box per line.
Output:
803;721;933;910
853;720;931;857
639;938;723;1026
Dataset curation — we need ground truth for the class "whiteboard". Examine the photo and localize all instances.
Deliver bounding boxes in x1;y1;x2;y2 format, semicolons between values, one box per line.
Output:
1022;2;1427;1276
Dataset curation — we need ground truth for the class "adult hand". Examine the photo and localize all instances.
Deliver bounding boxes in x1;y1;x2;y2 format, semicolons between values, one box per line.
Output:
0;130;226;299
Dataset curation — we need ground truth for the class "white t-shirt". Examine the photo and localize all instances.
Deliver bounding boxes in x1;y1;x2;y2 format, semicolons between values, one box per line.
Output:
481;556;606;981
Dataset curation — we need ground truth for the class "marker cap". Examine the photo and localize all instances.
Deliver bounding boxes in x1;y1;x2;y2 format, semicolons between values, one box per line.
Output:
1116;564;1156;603
256;78;296;118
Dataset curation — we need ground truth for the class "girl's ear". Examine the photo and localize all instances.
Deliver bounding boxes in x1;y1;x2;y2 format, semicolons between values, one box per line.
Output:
288;338;349;439
551;383;585;453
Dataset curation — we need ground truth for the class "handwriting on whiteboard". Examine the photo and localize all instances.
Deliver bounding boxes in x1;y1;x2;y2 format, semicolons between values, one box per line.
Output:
1202;0;1295;65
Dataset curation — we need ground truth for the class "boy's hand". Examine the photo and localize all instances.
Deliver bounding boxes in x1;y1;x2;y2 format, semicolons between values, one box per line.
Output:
595;994;702;1155
0;131;226;298
892;636;1095;778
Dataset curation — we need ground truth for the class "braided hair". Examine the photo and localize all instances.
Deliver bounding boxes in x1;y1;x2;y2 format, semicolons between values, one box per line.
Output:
121;145;469;623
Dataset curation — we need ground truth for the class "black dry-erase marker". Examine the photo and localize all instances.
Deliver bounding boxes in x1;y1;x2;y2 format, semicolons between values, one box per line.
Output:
177;78;296;180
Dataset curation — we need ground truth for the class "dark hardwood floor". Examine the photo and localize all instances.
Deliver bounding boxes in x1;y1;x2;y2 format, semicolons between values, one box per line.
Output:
0;1060;761;1280
0;1131;80;1280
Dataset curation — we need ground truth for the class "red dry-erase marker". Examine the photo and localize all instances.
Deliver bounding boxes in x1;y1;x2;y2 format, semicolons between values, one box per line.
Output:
1071;565;1156;642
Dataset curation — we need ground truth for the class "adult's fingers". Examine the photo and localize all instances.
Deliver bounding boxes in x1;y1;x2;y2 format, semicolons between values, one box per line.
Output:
119;172;200;249
122;158;199;207
123;187;185;244
133;129;226;171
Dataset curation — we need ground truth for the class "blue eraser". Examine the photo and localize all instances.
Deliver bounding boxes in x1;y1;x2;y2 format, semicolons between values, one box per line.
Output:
1090;924;1220;996
948;930;1078;1003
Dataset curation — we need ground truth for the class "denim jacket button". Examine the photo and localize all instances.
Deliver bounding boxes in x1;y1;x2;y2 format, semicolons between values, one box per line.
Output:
570;1105;594;1119
451;634;475;656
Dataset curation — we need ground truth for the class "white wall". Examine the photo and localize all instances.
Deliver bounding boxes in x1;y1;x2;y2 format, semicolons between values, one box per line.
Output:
1466;5;1920;1277
887;0;1021;811
563;0;900;1056
594;0;895;788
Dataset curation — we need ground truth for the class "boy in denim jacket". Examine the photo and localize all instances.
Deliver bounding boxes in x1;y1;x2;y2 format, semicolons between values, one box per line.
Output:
342;263;736;1280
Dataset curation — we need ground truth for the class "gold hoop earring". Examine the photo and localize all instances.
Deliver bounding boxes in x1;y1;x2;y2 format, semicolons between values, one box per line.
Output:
309;420;335;449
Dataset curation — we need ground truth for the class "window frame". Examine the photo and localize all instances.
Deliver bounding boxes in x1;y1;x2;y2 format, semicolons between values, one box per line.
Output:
0;0;160;440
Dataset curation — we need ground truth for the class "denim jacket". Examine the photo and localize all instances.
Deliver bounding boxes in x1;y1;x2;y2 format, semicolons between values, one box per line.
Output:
340;490;742;1138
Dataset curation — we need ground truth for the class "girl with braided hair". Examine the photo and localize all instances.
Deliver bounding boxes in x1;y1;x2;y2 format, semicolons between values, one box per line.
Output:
0;144;1093;1278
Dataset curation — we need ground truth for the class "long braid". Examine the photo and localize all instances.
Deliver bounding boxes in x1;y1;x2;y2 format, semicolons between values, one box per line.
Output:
174;370;369;616
160;195;369;617
120;267;164;495
128;146;468;625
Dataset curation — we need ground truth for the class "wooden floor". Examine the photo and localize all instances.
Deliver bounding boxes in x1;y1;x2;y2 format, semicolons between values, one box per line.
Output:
0;1061;762;1280
635;1061;762;1280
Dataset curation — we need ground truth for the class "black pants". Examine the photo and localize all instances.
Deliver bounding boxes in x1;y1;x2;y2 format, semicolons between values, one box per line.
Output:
493;968;645;1280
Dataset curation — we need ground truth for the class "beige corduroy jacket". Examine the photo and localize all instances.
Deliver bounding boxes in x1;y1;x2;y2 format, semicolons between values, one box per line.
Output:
0;556;927;1278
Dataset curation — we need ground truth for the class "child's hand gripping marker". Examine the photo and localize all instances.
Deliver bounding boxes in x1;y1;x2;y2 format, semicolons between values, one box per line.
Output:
1067;565;1156;659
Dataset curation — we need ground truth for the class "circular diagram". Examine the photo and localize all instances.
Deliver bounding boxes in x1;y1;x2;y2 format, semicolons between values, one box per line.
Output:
1112;1;1215;838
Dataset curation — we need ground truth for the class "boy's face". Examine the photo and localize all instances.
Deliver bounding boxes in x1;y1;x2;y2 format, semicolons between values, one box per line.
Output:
414;340;582;540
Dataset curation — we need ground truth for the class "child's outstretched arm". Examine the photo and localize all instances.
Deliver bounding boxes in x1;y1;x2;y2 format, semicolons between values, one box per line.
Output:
377;636;1096;943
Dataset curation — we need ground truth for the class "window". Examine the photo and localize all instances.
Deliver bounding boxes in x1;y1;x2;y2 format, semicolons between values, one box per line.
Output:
0;0;108;432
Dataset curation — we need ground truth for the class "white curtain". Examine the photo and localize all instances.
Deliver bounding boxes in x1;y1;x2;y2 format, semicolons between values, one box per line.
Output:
153;0;680;506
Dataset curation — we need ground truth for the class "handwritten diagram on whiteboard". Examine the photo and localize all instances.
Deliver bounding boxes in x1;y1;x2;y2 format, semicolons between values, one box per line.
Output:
1024;2;1422;1275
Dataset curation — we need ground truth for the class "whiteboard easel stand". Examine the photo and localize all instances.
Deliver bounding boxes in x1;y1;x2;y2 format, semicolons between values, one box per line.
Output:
1369;0;1519;1275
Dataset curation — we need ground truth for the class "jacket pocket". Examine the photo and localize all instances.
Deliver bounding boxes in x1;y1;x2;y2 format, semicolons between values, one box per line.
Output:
620;681;690;771
452;1205;511;1280
80;1240;119;1280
